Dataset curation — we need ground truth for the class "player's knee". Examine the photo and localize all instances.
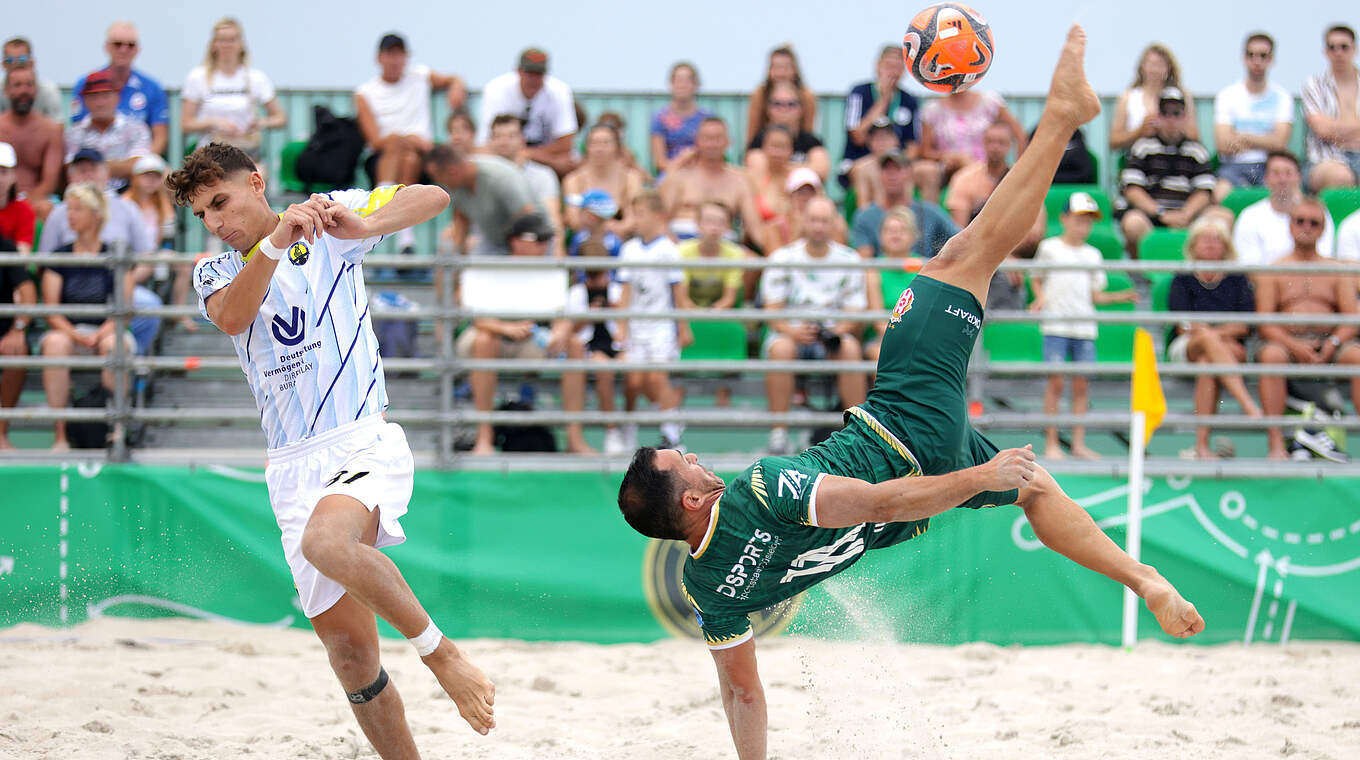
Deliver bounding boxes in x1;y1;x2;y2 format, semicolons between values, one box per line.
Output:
317;629;380;686
300;525;351;575
1014;465;1058;511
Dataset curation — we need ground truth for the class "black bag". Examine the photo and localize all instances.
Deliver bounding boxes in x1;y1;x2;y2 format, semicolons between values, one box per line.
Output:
493;400;558;452
68;385;111;449
295;105;364;188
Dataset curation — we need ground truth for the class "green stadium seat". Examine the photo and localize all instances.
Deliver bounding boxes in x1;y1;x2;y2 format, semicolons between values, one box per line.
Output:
1148;272;1174;311
1043;184;1111;225
1321;187;1360;224
278;140;310;195
1138;228;1189;261
1099;271;1137;311
1222;187;1269;217
1096;324;1138;362
982;322;1043;362
681;320;747;361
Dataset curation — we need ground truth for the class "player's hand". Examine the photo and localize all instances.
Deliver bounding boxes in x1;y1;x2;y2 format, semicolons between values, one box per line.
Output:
305;195;372;241
981;445;1037;491
269;200;329;248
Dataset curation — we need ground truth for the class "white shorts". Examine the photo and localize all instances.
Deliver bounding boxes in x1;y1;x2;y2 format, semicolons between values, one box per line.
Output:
264;414;414;618
1167;332;1190;364
626;332;679;363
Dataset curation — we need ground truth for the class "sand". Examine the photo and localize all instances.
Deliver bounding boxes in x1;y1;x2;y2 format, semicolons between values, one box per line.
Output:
1;617;1358;760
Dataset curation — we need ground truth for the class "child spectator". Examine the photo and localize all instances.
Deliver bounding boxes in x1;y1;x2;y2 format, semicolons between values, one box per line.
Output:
677;201;749;408
1030;192;1137;459
567;189;622;259
565;243;627;453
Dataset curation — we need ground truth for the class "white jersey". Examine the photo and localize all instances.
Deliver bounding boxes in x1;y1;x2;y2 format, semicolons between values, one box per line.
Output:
616;235;683;341
194;186;401;450
759;239;867;330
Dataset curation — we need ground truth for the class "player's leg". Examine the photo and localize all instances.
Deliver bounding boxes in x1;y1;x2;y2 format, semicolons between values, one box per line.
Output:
1015;465;1205;638
917;25;1101;305
302;495;496;734
311;593;421;760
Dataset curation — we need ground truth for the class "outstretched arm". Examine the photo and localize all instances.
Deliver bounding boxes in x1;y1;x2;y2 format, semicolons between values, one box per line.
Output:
711;639;767;760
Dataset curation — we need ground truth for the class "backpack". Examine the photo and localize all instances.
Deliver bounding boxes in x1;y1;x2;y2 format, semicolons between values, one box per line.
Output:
295;105;365;189
68;385;111;450
494;399;558;453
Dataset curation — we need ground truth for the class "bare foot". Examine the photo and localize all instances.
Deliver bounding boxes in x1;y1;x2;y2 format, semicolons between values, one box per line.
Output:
1142;579;1205;639
1267;446;1288;461
469;440;496;456
1045;26;1102;129
1044;445;1065;460
423;641;495;735
1194;446;1219;460
51;439;71;452
1069;444;1100;460
177;317;200;333
0;436;13;450
566;440;598;455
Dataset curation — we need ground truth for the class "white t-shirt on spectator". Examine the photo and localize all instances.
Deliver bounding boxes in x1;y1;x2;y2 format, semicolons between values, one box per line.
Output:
760;240;867;331
1213;81;1294;165
476;72;578;147
182;66;276;133
356;63;433;141
1232;198;1336;267
521;159;560;203
616;235;683;341
1336;212;1360;262
1034;237;1105;340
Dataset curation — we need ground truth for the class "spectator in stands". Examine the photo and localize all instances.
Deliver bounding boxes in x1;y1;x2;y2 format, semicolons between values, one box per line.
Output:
564;123;645;239
40;183;136;450
566;189;622;260
123;154;190;331
863;207;920;364
0;66;62;219
1302;24;1360;191
40;150;161;354
446;108;477;154
848;119;901;211
356;33;464;256
746;45;818;146
749;125;797;248
0;143;36;252
1213;32;1293;198
72;22;168;157
456;213;592;455
650;62;713;176
181;18;286;168
676;201;750;408
851;150;958;259
1110;43;1199;152
564;242;626;452
1030;192;1137;460
66;70;151;191
1255;197;1360;459
946;121;1047;255
0;37;64;122
1115;87;1215;257
591;111;642;170
617;190;689;451
1196;204;1238;231
486;114;565;256
1338;203;1360;261
659;117;767;248
477;48;578;176
842;45;930;192
761;196;866;455
1234;151;1336;267
0;233;35;449
1166;218;1261;460
426;143;543;257
746;81;830;181
918;88;1025;199
783;168;848;248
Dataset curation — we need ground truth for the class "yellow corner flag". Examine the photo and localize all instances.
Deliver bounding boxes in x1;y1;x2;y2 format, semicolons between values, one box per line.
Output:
1131;328;1166;447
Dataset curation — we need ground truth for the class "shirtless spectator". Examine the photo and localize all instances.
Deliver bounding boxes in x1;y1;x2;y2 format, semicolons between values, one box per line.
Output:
746;80;830;181
1302;25;1360;191
851;151;958;259
1255;197;1360;460
1234;151;1335;267
487;114;565;256
1115;87;1215;257
946;121;1047;255
849;120;902;211
65;70;151;191
563;123;645;239
72;22;168;157
1;38;63;122
477;48;578;176
659;117;767;248
0;66;61;218
746;46;817;147
842;45;924;190
1213;33;1293;198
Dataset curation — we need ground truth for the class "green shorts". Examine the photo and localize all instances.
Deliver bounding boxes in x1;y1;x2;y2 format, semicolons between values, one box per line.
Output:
855;274;1018;509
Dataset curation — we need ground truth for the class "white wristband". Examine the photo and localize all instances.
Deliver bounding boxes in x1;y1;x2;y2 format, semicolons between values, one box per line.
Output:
409;619;443;657
258;238;286;261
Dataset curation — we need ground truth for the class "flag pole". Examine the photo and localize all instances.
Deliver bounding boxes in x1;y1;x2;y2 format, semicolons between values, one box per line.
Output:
1121;410;1146;649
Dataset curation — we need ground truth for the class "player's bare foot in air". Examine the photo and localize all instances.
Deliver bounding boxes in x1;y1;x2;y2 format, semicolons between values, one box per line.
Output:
1143;578;1206;639
424;641;496;734
1046;26;1102;129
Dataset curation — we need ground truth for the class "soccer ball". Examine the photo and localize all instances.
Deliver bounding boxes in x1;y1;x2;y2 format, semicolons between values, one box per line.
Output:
903;3;995;94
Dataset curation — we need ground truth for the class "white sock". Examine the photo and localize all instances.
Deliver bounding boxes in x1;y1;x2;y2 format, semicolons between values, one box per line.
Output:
661;421;684;443
397;227;416;251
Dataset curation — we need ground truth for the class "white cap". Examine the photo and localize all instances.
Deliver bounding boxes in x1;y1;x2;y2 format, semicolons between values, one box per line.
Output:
784;166;822;193
0;142;15;169
133;153;168;176
1066;191;1102;218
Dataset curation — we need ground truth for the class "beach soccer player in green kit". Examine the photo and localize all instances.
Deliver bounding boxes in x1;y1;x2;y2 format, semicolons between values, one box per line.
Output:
617;26;1205;759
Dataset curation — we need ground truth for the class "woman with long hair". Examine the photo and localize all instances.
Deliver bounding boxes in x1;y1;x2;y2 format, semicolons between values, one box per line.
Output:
1109;43;1199;151
650;62;714;176
563;123;647;238
180;18;286;162
746;80;831;181
745;45;818;146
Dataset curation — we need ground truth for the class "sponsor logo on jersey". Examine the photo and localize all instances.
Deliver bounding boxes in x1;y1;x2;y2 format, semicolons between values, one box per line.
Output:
945;304;981;330
271;306;306;346
889;288;915;325
777;469;810;500
642;538;802;642
288;242;310;266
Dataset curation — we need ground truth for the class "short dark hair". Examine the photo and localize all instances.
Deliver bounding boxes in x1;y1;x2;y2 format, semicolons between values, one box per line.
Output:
618;447;685;540
446;107;474;133
761;123;794;144
1326;25;1356;43
1244;32;1275;54
490;113;524;131
425;142;466;170
166;143;257;207
1265;150;1301;172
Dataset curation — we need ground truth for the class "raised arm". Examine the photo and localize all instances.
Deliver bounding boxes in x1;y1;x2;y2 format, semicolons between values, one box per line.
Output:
710;639;767;760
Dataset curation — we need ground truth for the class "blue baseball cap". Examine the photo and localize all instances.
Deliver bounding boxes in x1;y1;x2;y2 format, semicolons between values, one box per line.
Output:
567;188;619;220
69;148;105;165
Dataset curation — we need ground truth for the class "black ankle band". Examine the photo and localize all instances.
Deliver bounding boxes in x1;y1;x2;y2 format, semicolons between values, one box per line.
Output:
346;666;389;704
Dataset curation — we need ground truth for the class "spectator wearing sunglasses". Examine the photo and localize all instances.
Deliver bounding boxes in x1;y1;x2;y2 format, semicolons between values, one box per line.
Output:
1233;151;1336;267
1213;32;1294;197
71;22;168;156
1302;24;1360;191
0;37;64;122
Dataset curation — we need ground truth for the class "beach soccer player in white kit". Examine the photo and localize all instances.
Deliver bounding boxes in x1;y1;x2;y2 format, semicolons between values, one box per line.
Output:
167;143;495;756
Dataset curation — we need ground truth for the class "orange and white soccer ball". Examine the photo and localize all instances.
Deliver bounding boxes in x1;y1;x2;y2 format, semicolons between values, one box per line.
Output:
903;3;995;94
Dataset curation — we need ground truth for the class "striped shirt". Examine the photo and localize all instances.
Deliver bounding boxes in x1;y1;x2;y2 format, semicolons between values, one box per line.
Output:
1117;136;1215;214
1302;66;1360;163
193;186;400;450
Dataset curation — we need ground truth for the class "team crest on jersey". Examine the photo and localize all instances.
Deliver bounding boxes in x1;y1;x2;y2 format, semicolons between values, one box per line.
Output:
288;242;310;266
889;288;915;325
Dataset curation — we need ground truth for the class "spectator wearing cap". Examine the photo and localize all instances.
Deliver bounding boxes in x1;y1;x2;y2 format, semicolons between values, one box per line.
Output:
1212;32;1293;198
0;37;64;122
65;70;151;191
180;18;287;165
426;143;544;257
563;122;646;239
848;119;902;211
841;45;931;193
659;116;768;250
1030;192;1137;459
477;48;579;176
784;167;849;248
356;32;466;255
0;143;36;252
1302;24;1360;191
71;22;168;157
486;113;565;256
851;150;958;259
456;212;594;455
1115;86;1215;258
0;65;62;219
1234;151;1336;267
649;62;714;176
566;189;622;259
746;80;829;182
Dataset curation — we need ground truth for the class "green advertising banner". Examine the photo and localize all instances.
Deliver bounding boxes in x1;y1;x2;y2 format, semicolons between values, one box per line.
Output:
1;465;1357;646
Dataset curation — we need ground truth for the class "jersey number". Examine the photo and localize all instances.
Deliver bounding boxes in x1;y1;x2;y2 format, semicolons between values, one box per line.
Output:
780;524;866;584
324;470;369;488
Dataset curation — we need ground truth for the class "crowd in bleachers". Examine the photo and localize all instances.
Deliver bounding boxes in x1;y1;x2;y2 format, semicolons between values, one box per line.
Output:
0;18;1358;460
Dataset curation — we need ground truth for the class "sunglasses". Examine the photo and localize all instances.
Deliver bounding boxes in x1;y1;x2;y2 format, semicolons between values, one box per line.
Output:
1292;216;1324;228
1159;107;1185;117
769;100;800;108
2;54;31;66
109;40;138;49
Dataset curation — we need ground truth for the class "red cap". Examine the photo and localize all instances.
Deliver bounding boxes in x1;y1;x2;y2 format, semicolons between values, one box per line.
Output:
81;69;119;95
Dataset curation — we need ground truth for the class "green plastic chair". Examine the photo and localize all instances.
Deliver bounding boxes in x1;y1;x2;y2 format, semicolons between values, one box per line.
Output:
1044;184;1111;226
1321;187;1360;225
1138;228;1190;261
681;321;748;361
1096;323;1138;362
982;322;1043;362
278;140;311;195
1222;187;1269;217
1148;272;1175;311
